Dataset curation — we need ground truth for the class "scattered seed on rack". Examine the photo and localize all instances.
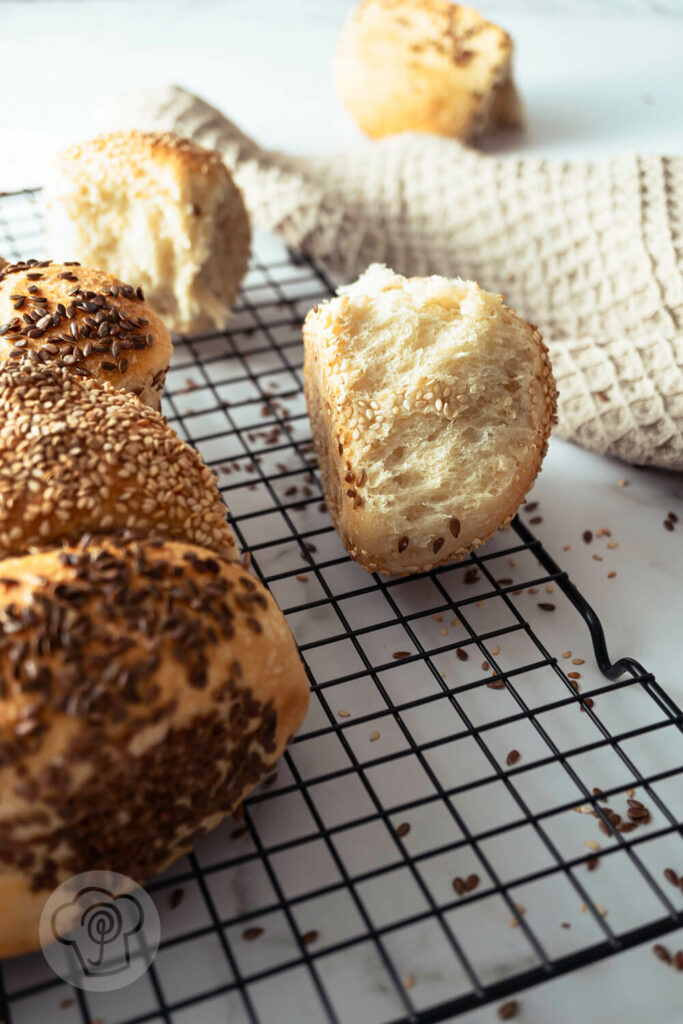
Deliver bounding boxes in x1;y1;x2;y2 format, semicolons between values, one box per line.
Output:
593;553;603;561
453;877;466;896
370;731;380;742
482;660;490;671
561;922;571;929
440;627;448;636
456;648;469;661
664;519;675;532
231;826;248;840
664;868;679;887
60;999;74;1010
497;1001;519;1020
583;530;593;543
573;658;585;666
434;613;443;622
675;951;683;971
581;698;595;711
562;651;571;659
607;571;617;579
296;574;309;582
403;975;415;990
528;587;539;594
530;516;543;524
393;651;411;660
395;822;411;838
302;930;319;945
243;927;264;941
568;671;581;679
585;840;600;851
586;857;599;871
465;873;480;892
506;749;520;766
170;887;184;910
338;709;351;718
525;502;538;512
538;602;555;611
653;944;672;964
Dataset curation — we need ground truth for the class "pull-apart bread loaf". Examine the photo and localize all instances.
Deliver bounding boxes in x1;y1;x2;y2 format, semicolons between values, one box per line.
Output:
0;534;309;957
303;265;556;575
0;363;236;559
46;131;251;334
0;259;171;408
336;0;523;142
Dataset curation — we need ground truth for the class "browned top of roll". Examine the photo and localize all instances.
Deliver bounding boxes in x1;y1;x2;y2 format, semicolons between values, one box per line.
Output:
0;362;236;559
0;259;172;405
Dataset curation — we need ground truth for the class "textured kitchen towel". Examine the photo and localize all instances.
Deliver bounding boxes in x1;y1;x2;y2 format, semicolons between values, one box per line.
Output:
99;85;683;469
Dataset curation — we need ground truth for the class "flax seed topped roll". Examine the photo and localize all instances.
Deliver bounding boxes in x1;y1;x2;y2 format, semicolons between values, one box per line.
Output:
303;264;556;575
46;131;251;334
0;259;172;409
0;533;309;957
0;363;236;560
336;0;523;142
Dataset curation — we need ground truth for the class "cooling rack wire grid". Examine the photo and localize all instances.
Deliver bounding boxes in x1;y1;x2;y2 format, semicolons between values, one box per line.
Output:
0;189;681;1024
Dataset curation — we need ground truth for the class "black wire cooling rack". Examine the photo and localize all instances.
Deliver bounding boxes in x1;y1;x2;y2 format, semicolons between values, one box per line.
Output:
0;188;681;1024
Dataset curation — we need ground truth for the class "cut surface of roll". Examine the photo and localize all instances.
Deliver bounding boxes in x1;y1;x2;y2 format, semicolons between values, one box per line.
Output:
0;534;309;957
336;0;522;141
46;131;251;334
303;264;556;575
0;363;236;559
0;259;172;408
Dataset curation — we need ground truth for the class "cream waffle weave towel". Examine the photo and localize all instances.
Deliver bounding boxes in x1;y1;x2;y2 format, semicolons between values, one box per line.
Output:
101;85;683;470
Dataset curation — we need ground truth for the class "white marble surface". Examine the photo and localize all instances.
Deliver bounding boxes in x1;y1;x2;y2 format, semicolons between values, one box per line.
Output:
0;3;681;1024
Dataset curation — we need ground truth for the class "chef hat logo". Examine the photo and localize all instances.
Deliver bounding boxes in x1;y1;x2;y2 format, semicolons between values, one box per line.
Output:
41;872;160;991
51;886;144;978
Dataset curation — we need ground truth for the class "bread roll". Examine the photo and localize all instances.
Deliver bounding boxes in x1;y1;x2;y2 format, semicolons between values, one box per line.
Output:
336;0;523;141
0;363;236;559
46;131;251;334
0;259;172;409
303;264;556;575
0;533;309;957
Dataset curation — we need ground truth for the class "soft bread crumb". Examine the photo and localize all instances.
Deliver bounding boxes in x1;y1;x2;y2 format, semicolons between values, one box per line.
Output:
303;264;556;575
45;131;251;334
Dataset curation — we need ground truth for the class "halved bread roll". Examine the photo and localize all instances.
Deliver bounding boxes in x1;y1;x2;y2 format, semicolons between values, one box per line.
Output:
46;131;251;334
303;265;556;575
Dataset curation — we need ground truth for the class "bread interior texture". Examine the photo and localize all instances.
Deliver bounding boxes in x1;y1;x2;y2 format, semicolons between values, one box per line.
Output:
49;158;240;331
333;265;547;542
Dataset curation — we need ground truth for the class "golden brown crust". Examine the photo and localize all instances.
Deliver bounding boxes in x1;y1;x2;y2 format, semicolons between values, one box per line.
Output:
303;271;557;576
54;130;229;184
0;534;309;957
336;0;522;141
0;362;237;559
0;260;172;409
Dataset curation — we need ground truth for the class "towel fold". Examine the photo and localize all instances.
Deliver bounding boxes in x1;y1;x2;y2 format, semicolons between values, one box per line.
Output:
99;85;683;469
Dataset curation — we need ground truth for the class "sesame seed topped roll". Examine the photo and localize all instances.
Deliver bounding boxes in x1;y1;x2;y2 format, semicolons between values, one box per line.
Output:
0;259;172;409
0;533;309;957
0;363;236;560
303;264;556;575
